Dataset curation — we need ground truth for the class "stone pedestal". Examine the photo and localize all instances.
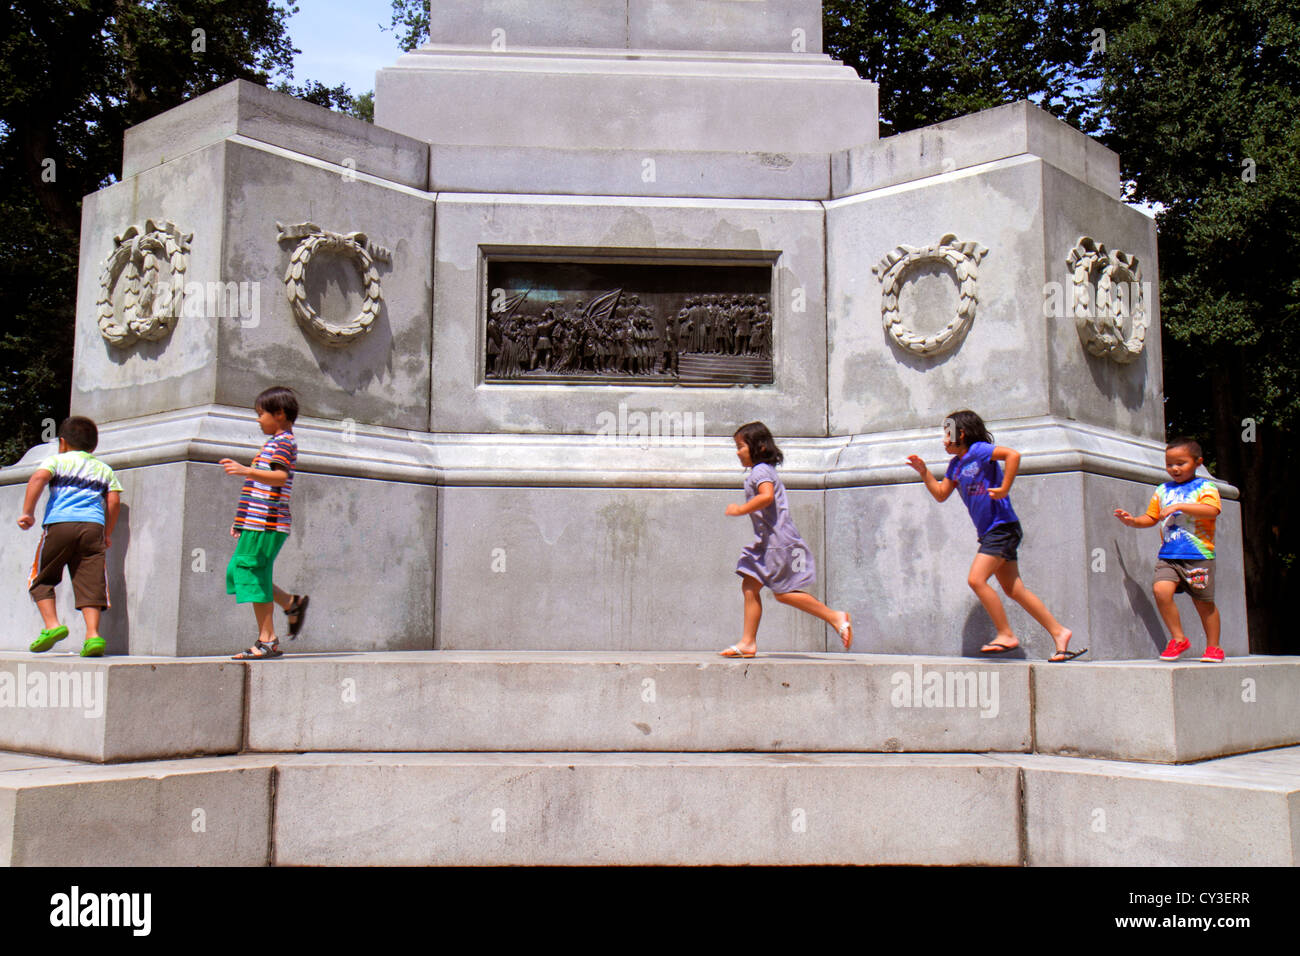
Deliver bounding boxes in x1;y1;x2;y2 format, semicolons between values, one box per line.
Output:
0;3;1247;658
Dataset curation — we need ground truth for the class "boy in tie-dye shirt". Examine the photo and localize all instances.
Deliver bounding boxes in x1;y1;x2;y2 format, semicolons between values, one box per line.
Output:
221;386;309;659
1114;438;1223;661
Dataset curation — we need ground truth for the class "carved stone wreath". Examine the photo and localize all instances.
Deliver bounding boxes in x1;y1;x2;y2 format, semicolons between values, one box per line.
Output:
276;222;391;347
96;219;192;347
1066;236;1148;364
872;233;988;357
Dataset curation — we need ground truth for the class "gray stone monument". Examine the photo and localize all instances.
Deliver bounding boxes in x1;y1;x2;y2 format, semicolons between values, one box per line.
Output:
0;0;1246;659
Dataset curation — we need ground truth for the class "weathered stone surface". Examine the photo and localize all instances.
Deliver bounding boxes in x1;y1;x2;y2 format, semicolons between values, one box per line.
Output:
123;80;428;187
1034;657;1299;763
272;751;1021;865
377;52;874;153
0;756;276;866
245;652;1029;752
420;0;824;53
0;655;243;762
832;101;1121;199
994;748;1300;866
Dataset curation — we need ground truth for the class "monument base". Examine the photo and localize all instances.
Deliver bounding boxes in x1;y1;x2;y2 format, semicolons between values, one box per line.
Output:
2;651;1297;865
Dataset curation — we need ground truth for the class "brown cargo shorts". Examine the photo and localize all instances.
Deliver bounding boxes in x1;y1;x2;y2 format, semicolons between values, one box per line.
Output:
1154;557;1215;604
27;522;110;609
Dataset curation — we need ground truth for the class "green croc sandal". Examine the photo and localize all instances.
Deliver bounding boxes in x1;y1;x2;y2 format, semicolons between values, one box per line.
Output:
30;625;70;653
80;637;106;658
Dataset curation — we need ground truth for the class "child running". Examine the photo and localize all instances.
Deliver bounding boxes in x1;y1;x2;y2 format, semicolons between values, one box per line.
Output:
222;386;309;659
1113;437;1222;661
721;421;852;658
906;410;1082;661
17;416;122;657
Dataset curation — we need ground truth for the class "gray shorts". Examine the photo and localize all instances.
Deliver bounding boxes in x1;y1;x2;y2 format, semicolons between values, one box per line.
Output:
1154;558;1215;603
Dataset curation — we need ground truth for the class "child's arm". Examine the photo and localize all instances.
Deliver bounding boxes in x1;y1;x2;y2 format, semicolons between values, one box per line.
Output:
16;469;52;530
1113;509;1157;528
905;456;956;502
219;459;291;487
987;446;1020;500
104;491;121;548
725;481;775;516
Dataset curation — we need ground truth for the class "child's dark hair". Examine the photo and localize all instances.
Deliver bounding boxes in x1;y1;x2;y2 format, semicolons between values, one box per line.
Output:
944;409;993;449
58;416;98;452
255;386;299;423
734;421;784;466
1167;437;1203;460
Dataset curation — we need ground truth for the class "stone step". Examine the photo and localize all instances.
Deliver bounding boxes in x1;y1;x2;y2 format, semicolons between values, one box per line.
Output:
270;752;1020;866
0;656;243;763
0;754;277;866
244;652;1028;755
4;747;1297;866
1033;657;1300;764
994;746;1300;866
3;652;1298;765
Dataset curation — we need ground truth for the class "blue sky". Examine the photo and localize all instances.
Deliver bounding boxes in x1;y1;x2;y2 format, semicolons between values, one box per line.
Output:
284;0;409;96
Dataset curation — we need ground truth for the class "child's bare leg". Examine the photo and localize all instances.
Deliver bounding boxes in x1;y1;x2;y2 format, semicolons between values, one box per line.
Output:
1193;598;1220;648
736;574;762;653
272;585;294;610
80;606;101;639
994;561;1072;651
772;591;852;648
34;597;60;630
968;553;1017;649
1153;581;1186;642
253;601;277;644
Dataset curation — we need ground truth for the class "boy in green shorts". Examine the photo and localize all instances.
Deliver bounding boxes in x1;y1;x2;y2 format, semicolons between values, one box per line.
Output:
222;386;309;659
17;416;123;657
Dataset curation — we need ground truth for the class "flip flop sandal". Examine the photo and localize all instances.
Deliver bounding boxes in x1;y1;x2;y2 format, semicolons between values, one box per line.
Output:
30;625;70;653
1048;647;1088;662
285;594;309;639
719;644;756;658
980;641;1019;654
233;640;282;660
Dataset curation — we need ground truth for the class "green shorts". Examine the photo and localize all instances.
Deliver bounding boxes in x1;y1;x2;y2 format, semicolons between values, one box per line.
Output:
226;530;286;604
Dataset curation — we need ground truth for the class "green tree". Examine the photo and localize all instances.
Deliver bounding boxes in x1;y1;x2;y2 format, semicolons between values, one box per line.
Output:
823;0;1100;135
0;0;299;464
1089;0;1299;652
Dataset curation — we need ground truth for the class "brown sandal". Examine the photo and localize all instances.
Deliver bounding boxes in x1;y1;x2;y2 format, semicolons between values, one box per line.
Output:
233;639;282;660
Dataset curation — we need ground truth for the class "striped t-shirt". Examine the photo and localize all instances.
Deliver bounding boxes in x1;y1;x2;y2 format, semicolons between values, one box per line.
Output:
38;450;123;525
233;431;296;533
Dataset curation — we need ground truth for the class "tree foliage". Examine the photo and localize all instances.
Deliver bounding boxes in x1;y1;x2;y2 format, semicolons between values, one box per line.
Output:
1089;0;1299;650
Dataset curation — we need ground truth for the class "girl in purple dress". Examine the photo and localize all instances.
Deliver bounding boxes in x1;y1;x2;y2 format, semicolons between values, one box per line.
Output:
721;422;853;658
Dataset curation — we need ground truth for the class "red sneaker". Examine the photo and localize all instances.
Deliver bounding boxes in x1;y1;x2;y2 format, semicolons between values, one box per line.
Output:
1159;638;1191;660
1200;646;1225;663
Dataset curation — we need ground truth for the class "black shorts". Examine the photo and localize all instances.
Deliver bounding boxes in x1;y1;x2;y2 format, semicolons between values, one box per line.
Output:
977;521;1022;562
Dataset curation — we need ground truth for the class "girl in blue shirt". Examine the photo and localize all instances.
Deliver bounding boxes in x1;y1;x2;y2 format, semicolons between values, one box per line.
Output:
906;410;1083;661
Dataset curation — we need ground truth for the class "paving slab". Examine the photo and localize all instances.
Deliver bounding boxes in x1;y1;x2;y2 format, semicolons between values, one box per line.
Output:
989;747;1300;866
0;655;244;763
1032;657;1300;763
245;651;1030;754
272;751;1021;866
0;755;277;866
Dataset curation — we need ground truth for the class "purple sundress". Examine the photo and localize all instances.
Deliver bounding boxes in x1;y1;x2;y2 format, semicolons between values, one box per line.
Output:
735;462;816;593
